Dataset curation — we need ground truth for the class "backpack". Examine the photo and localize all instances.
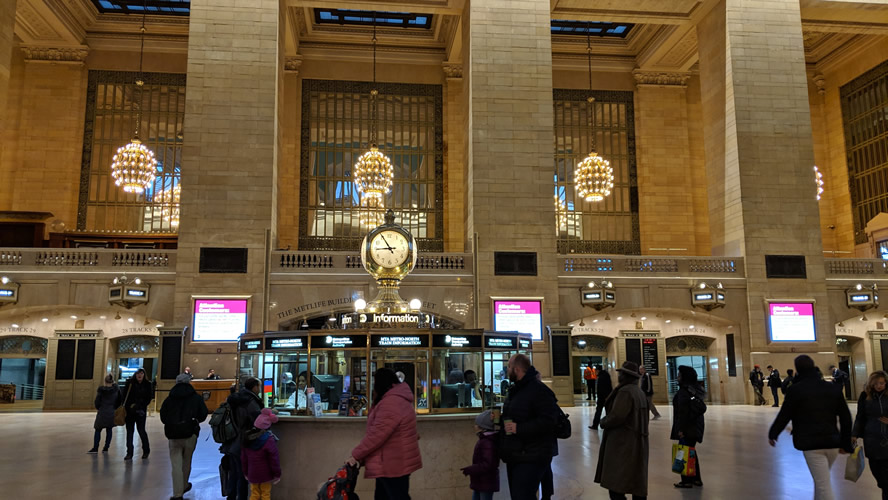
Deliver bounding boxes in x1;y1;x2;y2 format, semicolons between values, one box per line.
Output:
317;464;360;500
210;402;238;444
555;407;571;439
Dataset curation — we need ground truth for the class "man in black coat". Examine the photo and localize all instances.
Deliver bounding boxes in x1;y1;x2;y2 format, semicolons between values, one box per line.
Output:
499;354;560;500
671;365;706;488
769;356;853;500
160;373;209;500
223;378;265;500
750;365;766;405
766;365;782;407
589;365;613;430
123;368;155;460
829;365;851;400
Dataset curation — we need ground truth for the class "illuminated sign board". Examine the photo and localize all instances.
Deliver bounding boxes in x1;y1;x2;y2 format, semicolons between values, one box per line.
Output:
266;336;308;350
310;334;367;349
371;335;429;348
850;294;871;303
694;293;713;301
493;300;543;341
0;290;14;297
192;299;249;342
768;302;816;342
484;335;517;349
240;339;262;351
126;289;146;297
432;334;483;349
518;338;533;350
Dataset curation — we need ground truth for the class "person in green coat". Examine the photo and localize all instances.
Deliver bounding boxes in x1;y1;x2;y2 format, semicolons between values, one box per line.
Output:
594;361;650;499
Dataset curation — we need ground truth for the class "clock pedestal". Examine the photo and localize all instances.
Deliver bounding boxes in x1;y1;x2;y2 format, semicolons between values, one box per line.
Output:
366;278;409;313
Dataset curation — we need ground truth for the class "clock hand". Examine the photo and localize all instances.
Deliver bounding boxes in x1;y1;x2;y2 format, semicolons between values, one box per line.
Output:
380;234;395;253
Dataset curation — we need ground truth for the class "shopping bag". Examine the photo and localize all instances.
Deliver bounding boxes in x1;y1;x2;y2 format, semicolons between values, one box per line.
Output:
686;447;697;477
845;445;866;482
672;443;690;475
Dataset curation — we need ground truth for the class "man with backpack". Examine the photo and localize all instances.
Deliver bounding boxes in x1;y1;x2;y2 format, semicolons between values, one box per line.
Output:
499;354;561;500
766;365;782;407
160;373;209;500
749;365;766;406
223;378;265;500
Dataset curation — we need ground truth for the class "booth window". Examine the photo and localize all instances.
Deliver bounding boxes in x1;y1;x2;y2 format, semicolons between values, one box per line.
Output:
841;59;888;244
300;80;444;251
78;70;186;233
310;350;368;413
553;89;639;254
432;350;482;410
371;349;430;412
264;353;309;410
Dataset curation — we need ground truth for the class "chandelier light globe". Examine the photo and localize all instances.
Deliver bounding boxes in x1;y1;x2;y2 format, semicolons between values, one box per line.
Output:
110;138;157;194
814;165;824;201
354;145;394;201
554;194;567;227
359;195;386;228
160;184;181;227
574;151;614;203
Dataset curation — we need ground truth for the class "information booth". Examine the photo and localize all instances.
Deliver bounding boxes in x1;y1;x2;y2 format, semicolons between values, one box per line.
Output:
236;329;533;416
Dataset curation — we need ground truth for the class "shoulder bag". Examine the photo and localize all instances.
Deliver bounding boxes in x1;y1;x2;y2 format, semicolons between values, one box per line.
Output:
114;383;132;427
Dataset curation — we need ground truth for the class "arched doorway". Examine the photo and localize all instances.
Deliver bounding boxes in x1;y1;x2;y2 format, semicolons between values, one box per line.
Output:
665;336;714;400
569;335;612;397
0;335;47;405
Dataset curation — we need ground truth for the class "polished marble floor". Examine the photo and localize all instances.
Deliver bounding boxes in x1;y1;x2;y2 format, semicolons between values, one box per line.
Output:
0;401;880;499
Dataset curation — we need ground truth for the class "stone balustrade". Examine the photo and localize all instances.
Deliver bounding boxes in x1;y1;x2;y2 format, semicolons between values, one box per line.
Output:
273;251;471;274
562;255;744;277
0;248;176;271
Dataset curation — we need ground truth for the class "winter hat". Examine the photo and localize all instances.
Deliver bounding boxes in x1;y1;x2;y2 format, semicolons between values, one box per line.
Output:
617;361;642;379
475;410;494;431
254;408;279;430
175;373;191;384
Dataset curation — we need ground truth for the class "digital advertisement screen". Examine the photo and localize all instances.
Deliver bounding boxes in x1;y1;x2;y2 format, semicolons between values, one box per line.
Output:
493;300;543;341
192;299;248;342
768;302;816;342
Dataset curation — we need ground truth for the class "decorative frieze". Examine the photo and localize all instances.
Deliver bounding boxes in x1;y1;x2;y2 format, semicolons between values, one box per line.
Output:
284;56;303;74
443;62;463;80
21;46;88;63
632;70;690;88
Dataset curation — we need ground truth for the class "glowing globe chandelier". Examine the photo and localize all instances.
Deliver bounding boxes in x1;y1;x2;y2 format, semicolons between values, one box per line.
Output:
574;27;613;204
160;184;181;227
814;165;824;201
110;1;157;195
353;16;394;226
554;194;567;228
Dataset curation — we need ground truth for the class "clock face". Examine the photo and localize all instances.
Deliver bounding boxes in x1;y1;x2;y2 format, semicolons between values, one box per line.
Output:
369;230;410;268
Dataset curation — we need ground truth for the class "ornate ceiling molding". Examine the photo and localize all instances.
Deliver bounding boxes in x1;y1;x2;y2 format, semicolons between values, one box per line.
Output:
632;69;690;88
20;46;89;63
442;62;462;80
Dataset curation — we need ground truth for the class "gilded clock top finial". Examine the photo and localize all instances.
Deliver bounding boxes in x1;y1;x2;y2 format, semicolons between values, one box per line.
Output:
384;209;395;225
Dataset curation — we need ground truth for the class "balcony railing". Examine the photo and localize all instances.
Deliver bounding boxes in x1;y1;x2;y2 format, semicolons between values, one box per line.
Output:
272;251;471;275
0;248;176;271
561;255;744;277
825;258;888;277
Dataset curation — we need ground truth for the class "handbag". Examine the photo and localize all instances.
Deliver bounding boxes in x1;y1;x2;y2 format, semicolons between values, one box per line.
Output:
671;443;690;474
844;445;866;482
114;383;133;427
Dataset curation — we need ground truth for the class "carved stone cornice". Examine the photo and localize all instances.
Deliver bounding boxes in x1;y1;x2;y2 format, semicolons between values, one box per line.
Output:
632;70;690;88
284;56;303;74
21;46;88;63
813;73;826;96
443;62;463;80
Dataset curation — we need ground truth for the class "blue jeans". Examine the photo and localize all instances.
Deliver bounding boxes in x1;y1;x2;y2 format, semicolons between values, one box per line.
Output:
472;491;494;500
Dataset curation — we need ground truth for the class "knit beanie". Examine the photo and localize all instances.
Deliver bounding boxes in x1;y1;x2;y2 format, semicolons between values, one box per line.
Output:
254;408;279;430
475;410;494;431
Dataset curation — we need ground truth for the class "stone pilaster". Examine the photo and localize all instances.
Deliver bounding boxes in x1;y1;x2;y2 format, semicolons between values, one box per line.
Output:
175;0;279;364
0;0;17;202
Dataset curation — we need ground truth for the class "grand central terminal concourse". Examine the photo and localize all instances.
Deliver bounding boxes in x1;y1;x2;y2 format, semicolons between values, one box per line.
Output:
3;0;888;499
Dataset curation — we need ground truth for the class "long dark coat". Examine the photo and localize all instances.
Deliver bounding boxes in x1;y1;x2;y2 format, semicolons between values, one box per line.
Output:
594;381;650;497
93;385;122;430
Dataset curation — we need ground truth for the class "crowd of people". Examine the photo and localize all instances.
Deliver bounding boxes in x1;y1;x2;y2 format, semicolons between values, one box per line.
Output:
86;356;887;500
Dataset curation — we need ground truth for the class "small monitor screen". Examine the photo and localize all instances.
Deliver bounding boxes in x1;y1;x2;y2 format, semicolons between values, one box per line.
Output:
493;300;542;341
192;299;248;342
768;302;816;342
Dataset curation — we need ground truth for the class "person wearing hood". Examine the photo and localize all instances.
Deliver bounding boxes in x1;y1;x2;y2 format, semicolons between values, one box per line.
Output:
768;355;853;500
160;373;209;500
88;374;122;454
852;370;888;499
595;361;650;499
241;408;281;500
347;367;422;499
671;365;706;489
461;409;500;500
225;377;265;500
123;367;154;460
497;354;560;500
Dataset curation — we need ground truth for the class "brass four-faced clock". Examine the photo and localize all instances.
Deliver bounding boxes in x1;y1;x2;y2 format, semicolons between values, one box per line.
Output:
360;210;417;312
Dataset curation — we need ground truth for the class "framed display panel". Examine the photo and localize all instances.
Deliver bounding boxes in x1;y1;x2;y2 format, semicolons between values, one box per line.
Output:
766;300;817;342
492;299;544;341
192;297;250;342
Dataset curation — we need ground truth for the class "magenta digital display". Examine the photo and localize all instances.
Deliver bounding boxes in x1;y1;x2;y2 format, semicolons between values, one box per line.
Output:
493;300;542;341
768;302;816;342
192;299;248;342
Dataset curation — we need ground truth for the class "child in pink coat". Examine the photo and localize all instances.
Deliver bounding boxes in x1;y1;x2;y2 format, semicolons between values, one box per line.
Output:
241;408;281;500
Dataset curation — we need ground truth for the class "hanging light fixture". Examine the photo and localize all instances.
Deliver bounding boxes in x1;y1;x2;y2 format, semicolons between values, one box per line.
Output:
814;166;824;201
160;184;181;227
574;25;614;203
354;14;394;227
554;194;567;228
110;1;157;195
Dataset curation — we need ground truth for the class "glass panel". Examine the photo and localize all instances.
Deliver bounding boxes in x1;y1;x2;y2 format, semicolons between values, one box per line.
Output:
310;350;367;416
483;351;514;407
263;352;309;410
431;350;483;410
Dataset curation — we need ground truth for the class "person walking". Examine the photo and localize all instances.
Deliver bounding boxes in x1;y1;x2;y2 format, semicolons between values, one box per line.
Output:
750;365;766;406
782;369;795;395
225;377;265;500
594;361;650;500
852;370;888;499
461;410;500;500
88;374;121;454
590;366;613;430
498;354;560;500
829;365;851;400
767;365;782;407
160;373;209;500
347;367;422;499
123;367;154;460
671;366;705;489
584;364;597;401
768;355;853;500
241;408;281;500
639;366;660;420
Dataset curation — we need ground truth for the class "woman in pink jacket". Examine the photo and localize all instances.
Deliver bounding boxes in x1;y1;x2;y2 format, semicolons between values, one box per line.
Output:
347;368;422;499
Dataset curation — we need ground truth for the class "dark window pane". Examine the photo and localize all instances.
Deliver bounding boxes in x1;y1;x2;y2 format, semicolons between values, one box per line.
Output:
75;339;96;380
55;339;76;380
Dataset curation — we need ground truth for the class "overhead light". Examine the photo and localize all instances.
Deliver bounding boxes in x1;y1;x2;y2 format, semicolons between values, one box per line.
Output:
41;318;48;322
409;298;422;311
573;28;613;203
99;315;106;320
861;315;868;321
155;324;163;328
577;340;587;347
616;316;622;320
0;276;8;284
592;319;598;323
354;299;367;311
133;278;142;285
301;318;309;328
604;313;610;320
128;317;134;323
630;312;637;318
114;312;121;320
838;321;845;327
328;313;337;322
144;318;150;325
70;315;77;319
579;318;585;326
11;324;19;328
665;319;671;323
814;165;824;201
640;316;647;321
689;325;695;329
